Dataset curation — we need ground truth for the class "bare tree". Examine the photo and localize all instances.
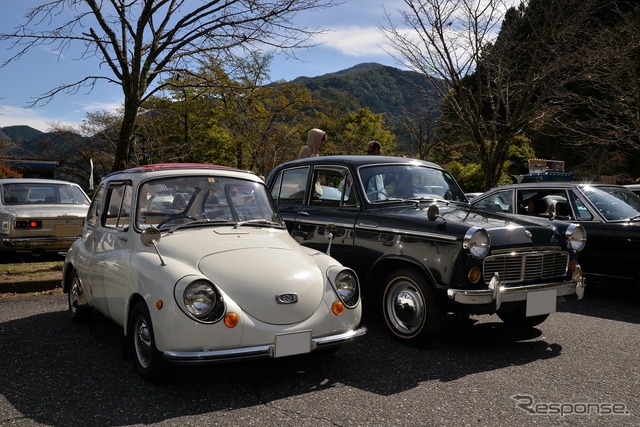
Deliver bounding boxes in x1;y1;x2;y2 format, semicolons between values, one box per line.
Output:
382;0;602;189
0;0;337;172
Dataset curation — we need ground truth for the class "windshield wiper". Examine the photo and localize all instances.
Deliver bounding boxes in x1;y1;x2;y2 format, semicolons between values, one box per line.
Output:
167;218;229;233
233;218;283;228
628;214;640;222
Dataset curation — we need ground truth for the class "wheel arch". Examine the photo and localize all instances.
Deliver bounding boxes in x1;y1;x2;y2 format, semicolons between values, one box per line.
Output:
366;255;438;299
125;293;147;338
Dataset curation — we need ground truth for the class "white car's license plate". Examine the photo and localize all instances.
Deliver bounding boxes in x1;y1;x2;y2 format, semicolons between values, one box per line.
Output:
526;289;557;317
274;331;312;358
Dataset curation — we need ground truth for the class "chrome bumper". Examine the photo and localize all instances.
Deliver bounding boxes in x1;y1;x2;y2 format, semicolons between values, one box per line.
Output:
163;326;367;365
447;266;585;310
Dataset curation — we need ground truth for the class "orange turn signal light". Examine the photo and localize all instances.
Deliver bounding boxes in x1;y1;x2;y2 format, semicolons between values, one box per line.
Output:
468;267;482;284
332;301;345;315
155;300;163;310
224;312;239;328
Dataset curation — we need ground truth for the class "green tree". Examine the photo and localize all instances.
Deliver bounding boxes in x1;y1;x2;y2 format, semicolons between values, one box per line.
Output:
0;0;338;172
382;0;601;188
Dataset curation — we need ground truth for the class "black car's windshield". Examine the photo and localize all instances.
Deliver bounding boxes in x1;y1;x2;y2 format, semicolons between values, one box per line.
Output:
136;175;283;230
358;164;467;203
582;185;640;221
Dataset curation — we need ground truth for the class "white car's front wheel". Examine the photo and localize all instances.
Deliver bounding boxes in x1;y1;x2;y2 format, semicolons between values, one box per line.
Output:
67;269;91;323
130;301;166;381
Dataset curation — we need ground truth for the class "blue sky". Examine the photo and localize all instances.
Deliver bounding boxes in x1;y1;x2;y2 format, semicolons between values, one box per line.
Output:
0;1;402;132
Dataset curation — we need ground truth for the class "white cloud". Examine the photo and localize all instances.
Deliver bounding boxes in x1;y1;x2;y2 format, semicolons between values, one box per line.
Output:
313;26;388;57
0;105;68;132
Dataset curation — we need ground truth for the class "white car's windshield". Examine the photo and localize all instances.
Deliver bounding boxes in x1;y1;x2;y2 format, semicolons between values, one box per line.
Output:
136;175;282;229
358;164;467;203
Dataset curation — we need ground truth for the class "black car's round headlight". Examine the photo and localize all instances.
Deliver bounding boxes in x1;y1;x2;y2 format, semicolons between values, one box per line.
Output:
463;227;491;259
183;280;224;322
565;223;587;252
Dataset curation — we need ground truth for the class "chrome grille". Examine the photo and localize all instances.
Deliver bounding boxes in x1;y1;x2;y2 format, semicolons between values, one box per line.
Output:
483;251;569;284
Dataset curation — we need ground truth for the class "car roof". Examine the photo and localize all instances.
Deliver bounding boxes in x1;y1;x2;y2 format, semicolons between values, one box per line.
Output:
491;182;627;190
103;163;258;180
273;155;445;170
0;178;82;186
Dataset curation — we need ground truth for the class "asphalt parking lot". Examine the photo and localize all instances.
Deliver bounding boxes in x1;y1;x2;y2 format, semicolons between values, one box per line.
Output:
1;286;638;426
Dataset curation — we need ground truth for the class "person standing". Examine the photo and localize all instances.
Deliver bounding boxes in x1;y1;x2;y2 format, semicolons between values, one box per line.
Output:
366;140;381;155
298;128;327;159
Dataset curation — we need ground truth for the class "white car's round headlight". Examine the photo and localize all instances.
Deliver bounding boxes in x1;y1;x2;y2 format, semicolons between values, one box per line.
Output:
463;227;490;259
565;223;587;252
335;270;357;301
329;267;360;308
184;281;217;318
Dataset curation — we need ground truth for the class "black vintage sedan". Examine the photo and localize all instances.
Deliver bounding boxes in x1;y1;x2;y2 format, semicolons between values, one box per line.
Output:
266;156;587;345
470;182;640;290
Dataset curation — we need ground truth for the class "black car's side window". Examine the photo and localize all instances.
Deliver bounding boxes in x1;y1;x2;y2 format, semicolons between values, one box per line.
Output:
270;167;309;206
311;167;358;207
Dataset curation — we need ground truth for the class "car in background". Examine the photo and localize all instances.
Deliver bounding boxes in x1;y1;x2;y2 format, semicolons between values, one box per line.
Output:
62;163;365;380
266;156;586;345
470;182;640;291
625;184;640;197
0;178;90;256
464;192;483;200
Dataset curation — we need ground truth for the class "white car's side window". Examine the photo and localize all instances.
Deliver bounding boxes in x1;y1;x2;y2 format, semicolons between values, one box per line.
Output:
86;186;104;228
104;183;132;230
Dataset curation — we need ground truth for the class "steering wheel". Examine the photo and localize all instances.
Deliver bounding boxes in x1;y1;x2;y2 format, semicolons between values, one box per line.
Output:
157;215;197;228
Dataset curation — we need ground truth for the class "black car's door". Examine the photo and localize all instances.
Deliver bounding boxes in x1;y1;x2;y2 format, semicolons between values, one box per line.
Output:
270;165;359;266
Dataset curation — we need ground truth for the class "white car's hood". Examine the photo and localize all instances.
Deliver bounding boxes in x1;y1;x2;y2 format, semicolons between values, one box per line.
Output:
199;247;324;324
163;228;325;325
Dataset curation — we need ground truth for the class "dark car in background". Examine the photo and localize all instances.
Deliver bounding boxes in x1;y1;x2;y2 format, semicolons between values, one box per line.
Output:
266;156;586;345
0;178;90;256
470;182;640;291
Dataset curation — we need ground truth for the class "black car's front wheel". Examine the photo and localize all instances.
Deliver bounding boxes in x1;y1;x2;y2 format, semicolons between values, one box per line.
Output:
130;301;166;381
381;268;444;346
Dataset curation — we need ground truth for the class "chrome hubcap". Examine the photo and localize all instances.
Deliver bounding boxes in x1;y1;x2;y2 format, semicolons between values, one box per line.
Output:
385;280;425;335
134;317;152;368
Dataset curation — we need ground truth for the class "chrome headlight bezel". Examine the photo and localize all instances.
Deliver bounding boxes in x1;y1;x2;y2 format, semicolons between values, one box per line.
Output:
463;227;491;259
565;223;587;252
327;266;360;308
179;279;225;323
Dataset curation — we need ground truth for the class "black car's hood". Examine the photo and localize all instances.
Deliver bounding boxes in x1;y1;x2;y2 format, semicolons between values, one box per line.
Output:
377;202;563;248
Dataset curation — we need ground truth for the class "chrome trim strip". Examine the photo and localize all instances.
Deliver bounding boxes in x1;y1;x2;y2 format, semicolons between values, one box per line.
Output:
356;224;458;242
162;326;367;364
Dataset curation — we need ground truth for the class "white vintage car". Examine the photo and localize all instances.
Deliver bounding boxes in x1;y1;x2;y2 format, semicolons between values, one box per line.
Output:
62;163;365;380
0;178;90;256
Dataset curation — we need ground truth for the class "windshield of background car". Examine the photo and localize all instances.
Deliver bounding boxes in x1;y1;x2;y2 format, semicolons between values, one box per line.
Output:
581;185;640;221
2;183;89;205
136;175;281;229
358;164;467;202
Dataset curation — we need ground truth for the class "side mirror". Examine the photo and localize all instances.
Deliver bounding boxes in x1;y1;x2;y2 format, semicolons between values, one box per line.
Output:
324;223;336;256
427;204;440;221
141;227;166;266
141;227;161;246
